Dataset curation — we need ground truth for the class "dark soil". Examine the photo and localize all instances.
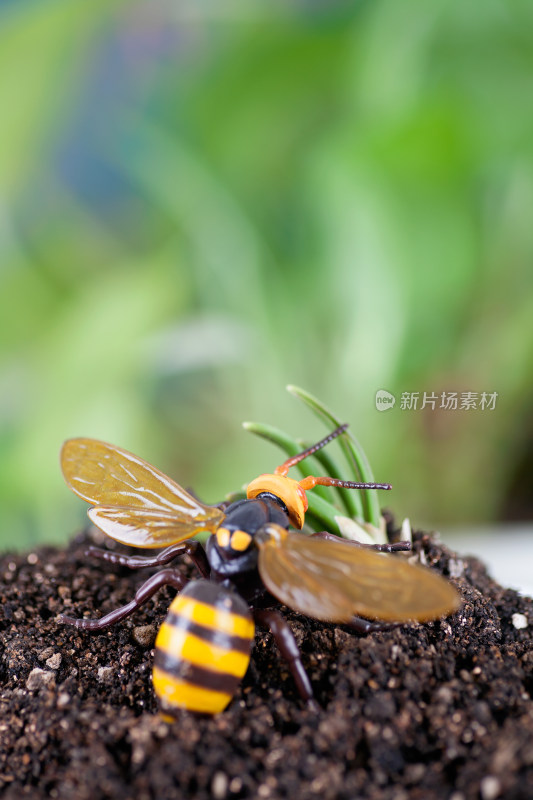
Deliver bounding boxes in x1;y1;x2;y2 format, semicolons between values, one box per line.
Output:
0;524;532;800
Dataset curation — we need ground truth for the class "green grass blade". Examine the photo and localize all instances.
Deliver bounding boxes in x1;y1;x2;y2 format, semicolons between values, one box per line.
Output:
302;498;343;533
286;385;383;527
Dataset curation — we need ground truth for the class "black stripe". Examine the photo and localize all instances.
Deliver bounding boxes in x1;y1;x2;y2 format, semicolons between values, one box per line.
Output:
165;611;253;655
184;580;250;617
153;650;240;694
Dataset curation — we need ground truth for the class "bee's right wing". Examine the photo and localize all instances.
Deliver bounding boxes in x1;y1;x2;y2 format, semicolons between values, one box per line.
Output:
255;524;461;623
61;438;225;548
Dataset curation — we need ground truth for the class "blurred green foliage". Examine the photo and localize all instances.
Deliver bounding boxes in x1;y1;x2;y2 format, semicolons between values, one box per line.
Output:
1;0;533;548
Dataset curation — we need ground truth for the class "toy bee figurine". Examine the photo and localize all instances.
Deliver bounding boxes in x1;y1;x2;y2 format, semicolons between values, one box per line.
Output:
59;425;460;716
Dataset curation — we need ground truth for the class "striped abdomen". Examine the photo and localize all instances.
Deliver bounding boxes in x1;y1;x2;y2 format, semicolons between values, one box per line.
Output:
153;580;254;715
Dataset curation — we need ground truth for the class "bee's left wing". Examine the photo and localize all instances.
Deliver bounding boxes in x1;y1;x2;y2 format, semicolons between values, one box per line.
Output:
255;524;461;623
61;438;225;548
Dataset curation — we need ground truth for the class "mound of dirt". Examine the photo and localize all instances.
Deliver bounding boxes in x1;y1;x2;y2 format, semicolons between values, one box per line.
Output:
0;525;532;800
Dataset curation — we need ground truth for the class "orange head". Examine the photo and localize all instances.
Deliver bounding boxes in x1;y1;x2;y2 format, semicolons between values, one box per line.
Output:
246;425;392;529
246;473;308;528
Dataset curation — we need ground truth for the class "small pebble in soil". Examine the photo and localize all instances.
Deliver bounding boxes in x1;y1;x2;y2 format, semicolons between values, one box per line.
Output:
46;653;62;670
480;775;502;800
26;668;56;691
97;666;113;683
132;624;157;647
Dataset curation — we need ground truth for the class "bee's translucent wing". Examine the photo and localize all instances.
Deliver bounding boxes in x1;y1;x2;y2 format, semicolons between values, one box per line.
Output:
61;438;224;548
256;524;461;623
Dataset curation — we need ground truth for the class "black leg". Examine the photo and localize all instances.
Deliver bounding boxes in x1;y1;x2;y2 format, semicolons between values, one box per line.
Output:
359;541;411;553
58;568;189;631
311;531;411;553
347;616;403;634
254;609;319;712
85;540;210;578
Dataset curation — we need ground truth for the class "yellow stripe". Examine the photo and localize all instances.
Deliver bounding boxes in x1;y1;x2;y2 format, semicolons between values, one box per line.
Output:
153;667;231;714
168;595;254;639
155;623;250;677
